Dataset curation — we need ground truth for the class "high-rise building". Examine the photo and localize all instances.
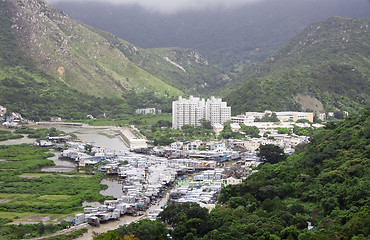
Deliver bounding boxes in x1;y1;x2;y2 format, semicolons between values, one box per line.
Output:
206;96;232;126
172;96;231;129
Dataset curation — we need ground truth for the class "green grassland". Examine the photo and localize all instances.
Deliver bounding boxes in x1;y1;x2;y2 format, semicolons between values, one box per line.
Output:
73;113;172;126
0;145;110;226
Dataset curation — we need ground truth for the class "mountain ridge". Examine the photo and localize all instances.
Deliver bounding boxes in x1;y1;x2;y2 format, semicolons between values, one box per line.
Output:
52;0;370;74
224;16;370;115
7;0;184;97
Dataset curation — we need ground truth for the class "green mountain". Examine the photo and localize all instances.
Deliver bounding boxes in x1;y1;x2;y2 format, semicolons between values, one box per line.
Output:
0;0;226;120
87;28;229;94
224;17;370;115
1;0;183;98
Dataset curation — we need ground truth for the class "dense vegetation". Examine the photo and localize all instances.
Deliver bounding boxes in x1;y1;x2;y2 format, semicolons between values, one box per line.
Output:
0;3;172;121
95;109;369;239
138;121;216;146
0;129;23;141
225;17;370;115
0;220;86;240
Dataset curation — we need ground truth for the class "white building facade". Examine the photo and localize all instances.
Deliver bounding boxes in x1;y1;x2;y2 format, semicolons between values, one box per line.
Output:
206;97;232;126
172;96;231;129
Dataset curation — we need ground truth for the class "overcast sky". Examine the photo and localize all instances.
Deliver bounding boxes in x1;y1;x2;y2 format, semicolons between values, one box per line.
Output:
47;0;264;13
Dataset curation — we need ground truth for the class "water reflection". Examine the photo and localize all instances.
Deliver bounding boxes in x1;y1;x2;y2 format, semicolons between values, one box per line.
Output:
100;176;124;199
41;149;76;172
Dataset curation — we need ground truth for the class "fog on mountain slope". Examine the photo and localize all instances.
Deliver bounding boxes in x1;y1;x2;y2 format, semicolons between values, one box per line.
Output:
47;0;263;13
50;0;370;72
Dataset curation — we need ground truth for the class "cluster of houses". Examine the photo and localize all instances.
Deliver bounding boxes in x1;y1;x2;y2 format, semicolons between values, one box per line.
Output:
0;106;26;127
58;137;256;225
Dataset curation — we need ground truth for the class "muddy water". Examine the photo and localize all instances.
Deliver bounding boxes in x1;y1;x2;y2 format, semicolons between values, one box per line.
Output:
0;135;35;145
100;176;124;199
44;125;129;152
41;149;76;172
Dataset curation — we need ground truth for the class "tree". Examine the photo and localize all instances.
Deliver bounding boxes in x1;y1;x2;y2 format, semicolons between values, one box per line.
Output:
93;231;121;240
240;124;260;138
115;219;168;240
257;144;286;164
199;119;213;129
156;120;171;128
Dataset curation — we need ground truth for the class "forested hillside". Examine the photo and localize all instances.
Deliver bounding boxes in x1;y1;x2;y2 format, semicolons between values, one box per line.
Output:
225;17;370;115
94;109;370;240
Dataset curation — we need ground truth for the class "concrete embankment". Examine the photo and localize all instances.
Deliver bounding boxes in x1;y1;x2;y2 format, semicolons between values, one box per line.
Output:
36;122;88;127
119;127;147;150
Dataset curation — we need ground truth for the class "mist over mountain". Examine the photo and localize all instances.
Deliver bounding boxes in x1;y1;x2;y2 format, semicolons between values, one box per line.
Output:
51;0;370;73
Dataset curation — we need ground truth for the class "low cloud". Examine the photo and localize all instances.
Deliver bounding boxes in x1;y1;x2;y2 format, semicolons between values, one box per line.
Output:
47;0;264;13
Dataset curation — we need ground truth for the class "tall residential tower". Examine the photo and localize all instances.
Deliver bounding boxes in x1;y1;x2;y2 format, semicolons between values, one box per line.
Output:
172;96;231;129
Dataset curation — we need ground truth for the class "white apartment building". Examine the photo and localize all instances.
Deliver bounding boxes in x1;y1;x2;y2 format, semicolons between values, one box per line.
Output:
206;96;232;126
172;96;206;129
172;96;231;129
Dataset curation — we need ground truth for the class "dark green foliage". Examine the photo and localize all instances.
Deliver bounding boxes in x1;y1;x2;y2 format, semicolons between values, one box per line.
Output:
0;130;24;141
240;125;260;138
254;113;280;122
275;127;291;134
293;125;315;136
219;121;244;139
257;144;287;164
15;127;67;140
200;119;213;130
158;203;210;240
111;219;168;240
139;123;216;145
0;221;83;240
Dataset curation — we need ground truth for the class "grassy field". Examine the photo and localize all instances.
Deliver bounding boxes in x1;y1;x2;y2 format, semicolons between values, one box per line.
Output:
72;113;172;126
0;145;110;224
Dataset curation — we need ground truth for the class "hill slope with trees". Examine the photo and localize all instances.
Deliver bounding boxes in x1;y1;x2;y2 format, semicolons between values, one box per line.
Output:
224;17;370;115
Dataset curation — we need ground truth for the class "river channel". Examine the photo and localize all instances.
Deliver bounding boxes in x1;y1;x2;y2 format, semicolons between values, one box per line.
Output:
46;125;128;198
1;125;128;199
